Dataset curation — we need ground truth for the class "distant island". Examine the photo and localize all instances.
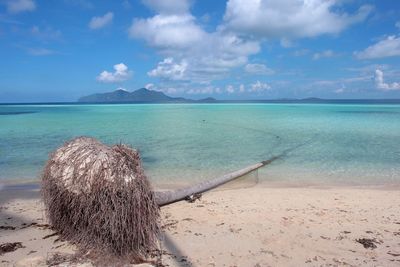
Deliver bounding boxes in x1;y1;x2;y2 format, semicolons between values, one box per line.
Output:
78;88;216;103
77;88;400;104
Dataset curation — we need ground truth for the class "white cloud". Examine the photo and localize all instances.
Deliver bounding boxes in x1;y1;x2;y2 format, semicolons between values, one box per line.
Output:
145;83;155;90
396;21;400;29
143;33;259;83
334;84;345;94
223;0;372;39
245;63;274;75
312;50;334;60
148;57;188;81
355;35;400;59
375;69;400;91
97;63;131;83
131;0;371;95
5;0;35;14
250;81;271;92
148;84;182;94
129;14;205;49
334;88;344;94
226;85;235;93
130;0;260;85
89;12;114;30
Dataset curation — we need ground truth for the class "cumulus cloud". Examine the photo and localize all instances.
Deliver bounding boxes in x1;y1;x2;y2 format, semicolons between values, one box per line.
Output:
129;14;205;49
250;81;271;92
130;0;260;85
223;0;372;39
131;0;370;95
5;0;35;14
245;63;274;75
89;12;114;30
355;35;400;59
97;63;131;83
148;57;188;81
375;69;400;91
312;50;335;60
145;33;258;83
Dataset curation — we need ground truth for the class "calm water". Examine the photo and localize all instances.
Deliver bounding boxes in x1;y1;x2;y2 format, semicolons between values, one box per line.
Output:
1;103;400;186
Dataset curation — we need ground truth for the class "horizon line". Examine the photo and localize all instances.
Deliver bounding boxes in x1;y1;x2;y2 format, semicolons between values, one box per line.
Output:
2;98;400;105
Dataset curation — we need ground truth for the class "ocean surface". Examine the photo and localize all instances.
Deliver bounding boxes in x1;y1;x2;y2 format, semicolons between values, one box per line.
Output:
1;103;400;187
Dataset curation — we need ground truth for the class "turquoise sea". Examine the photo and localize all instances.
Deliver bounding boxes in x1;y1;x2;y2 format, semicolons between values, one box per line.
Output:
1;103;400;187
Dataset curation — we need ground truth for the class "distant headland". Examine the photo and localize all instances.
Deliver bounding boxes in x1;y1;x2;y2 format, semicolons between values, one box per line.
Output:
78;88;216;103
77;89;400;104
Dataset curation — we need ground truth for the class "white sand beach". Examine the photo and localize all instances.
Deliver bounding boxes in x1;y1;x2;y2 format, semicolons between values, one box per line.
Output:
1;184;400;266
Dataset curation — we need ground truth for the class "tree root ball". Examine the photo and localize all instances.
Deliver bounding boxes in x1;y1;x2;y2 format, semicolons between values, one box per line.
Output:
41;137;160;260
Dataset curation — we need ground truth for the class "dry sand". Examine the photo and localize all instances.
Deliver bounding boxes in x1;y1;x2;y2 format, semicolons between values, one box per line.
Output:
1;184;400;266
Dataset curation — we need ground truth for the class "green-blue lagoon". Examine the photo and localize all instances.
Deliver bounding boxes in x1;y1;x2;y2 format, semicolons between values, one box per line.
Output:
1;103;399;187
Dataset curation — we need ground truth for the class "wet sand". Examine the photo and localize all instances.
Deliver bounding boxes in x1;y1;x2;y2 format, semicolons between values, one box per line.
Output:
1;184;400;266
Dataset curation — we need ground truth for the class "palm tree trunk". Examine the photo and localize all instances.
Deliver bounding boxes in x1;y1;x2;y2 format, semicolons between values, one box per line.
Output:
155;155;280;206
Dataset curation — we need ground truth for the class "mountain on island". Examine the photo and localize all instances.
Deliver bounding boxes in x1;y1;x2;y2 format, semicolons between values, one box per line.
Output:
78;88;216;103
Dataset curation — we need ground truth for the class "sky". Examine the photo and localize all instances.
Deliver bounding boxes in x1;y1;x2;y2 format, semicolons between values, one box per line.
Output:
0;0;400;102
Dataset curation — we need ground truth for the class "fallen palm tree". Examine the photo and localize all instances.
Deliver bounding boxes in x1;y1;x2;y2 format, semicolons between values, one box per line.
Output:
41;136;281;262
155;156;279;206
41;137;160;261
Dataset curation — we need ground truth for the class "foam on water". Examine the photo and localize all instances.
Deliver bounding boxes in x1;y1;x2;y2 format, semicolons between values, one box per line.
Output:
0;103;399;186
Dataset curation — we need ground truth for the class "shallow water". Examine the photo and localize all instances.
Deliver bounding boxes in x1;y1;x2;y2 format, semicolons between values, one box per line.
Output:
0;103;399;186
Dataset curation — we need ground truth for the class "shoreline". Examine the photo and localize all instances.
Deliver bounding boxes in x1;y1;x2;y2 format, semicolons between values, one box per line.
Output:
1;183;400;266
2;178;400;192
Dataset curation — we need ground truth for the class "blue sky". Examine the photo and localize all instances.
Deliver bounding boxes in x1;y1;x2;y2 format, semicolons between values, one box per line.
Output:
0;0;400;102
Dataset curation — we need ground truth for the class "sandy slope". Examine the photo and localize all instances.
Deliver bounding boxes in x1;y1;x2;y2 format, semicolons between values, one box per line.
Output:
1;185;399;266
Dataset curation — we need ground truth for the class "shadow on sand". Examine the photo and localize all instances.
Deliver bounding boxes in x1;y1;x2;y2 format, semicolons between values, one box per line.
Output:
160;232;194;267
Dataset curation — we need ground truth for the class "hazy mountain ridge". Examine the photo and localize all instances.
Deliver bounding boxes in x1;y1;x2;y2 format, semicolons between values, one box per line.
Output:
78;88;216;103
76;89;400;105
